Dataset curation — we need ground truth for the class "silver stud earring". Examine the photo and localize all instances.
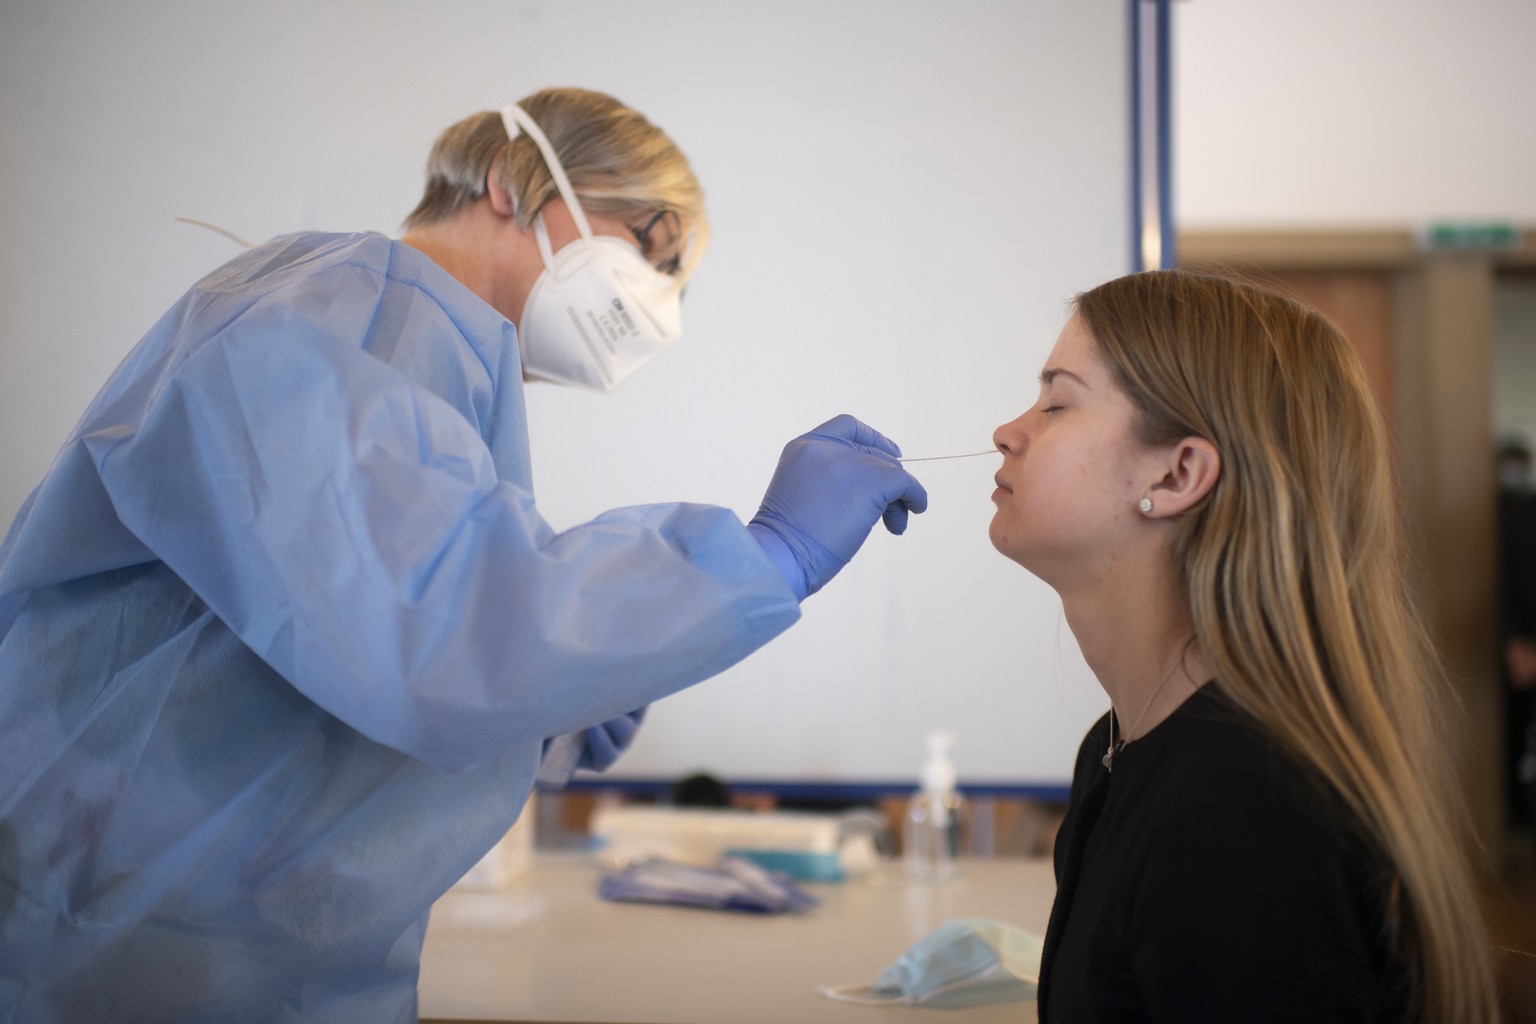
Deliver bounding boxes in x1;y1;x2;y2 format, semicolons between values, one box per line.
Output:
1138;497;1153;515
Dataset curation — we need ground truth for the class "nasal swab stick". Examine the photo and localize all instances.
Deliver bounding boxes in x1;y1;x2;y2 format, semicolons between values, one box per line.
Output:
898;449;995;463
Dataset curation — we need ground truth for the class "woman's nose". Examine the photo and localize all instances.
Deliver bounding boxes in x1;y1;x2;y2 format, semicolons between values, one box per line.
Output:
993;415;1027;456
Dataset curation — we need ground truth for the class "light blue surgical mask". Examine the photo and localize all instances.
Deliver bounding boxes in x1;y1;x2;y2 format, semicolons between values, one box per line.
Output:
818;917;1042;1008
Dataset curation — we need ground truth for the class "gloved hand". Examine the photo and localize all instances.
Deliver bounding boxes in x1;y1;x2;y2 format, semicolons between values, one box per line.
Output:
537;707;648;787
578;707;648;772
747;415;928;600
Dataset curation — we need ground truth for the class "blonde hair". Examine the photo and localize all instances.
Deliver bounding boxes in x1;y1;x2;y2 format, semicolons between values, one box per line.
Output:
403;87;709;280
1074;270;1495;1023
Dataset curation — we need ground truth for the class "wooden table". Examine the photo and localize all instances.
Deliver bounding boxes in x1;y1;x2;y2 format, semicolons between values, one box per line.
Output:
419;854;1054;1024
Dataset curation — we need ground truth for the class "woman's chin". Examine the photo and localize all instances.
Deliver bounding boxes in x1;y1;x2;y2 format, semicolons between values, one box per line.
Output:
987;521;1030;569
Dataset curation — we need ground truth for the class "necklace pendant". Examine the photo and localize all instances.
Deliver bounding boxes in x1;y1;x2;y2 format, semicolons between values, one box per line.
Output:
1102;740;1123;772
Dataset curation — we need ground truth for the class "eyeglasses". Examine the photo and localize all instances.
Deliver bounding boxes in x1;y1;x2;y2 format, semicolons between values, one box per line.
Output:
630;209;684;276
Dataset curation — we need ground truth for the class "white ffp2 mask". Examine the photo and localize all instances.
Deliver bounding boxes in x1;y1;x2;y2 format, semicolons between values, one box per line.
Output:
501;104;683;393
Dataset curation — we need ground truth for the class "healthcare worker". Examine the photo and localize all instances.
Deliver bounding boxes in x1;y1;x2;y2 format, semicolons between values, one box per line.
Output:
0;87;928;1023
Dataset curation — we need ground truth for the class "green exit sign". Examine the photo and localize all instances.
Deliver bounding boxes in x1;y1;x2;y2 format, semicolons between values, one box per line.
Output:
1420;222;1522;251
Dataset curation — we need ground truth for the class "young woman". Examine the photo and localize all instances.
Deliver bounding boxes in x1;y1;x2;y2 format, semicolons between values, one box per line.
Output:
991;270;1496;1022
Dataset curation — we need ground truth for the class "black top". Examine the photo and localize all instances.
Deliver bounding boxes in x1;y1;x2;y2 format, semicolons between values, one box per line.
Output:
1499;488;1536;639
1038;685;1410;1022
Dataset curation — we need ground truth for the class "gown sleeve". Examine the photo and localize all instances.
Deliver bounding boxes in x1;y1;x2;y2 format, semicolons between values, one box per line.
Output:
83;294;801;770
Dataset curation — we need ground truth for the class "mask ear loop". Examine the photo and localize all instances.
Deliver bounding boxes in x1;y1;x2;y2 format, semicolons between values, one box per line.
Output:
531;213;558;268
501;105;594;241
815;983;911;1006
501;103;685;300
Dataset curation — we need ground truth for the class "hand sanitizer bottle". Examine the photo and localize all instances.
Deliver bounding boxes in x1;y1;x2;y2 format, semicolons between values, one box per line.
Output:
904;731;966;883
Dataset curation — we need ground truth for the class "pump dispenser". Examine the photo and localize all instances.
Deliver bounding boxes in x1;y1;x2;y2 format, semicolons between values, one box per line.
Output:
904;731;966;883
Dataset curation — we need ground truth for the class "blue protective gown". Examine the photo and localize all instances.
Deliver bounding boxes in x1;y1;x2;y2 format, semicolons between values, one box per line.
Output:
0;232;801;1022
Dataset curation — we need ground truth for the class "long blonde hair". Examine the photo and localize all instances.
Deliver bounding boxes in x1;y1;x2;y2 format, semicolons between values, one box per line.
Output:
1075;270;1495;1023
402;87;709;280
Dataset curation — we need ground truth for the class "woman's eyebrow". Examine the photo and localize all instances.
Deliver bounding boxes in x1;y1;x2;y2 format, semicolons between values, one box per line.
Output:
1039;367;1089;388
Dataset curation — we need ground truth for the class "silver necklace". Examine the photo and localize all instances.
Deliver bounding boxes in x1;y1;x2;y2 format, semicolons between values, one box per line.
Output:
1102;647;1186;772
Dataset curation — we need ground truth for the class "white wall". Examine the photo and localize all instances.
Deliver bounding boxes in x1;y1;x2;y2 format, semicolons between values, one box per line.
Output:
0;1;1130;788
1176;0;1536;227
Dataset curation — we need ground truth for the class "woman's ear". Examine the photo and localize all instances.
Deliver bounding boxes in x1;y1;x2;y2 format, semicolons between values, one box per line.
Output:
486;169;517;218
1145;436;1221;517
